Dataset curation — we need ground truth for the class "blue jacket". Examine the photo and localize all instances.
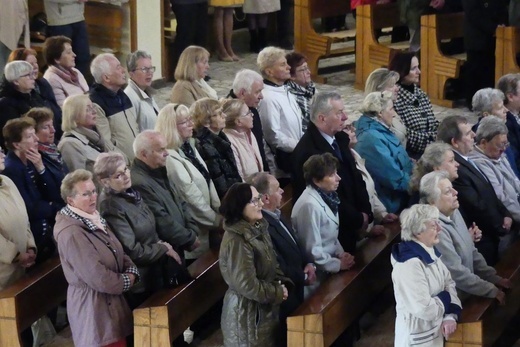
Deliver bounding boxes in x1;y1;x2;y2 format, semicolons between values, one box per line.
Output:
355;115;413;213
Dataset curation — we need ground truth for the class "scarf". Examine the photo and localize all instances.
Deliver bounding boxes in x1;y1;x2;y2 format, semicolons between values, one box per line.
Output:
74;126;106;153
38;142;63;164
313;184;341;215
108;187;142;204
180;141;211;185
286;80;316;132
49;65;81;86
196;78;218;100
63;205;107;232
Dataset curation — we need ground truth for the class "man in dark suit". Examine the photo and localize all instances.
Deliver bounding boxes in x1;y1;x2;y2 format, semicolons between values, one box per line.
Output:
292;91;373;253
497;73;520;176
437;115;512;265
248;172;316;341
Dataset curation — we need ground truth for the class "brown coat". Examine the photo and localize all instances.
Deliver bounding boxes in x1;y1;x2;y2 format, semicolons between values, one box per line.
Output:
54;212;135;347
169;80;215;107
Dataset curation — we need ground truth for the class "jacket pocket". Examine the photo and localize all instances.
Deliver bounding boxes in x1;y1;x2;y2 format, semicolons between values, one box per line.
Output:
408;325;440;345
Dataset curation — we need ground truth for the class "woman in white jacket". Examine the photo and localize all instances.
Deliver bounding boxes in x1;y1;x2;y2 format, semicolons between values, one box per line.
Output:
391;204;461;347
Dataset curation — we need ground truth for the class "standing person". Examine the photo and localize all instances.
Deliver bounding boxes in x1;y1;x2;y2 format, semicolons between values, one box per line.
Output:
54;169;138;347
244;0;280;52
210;0;243;61
391;204;461;346
0;0;29;73
219;182;290;346
43;0;91;80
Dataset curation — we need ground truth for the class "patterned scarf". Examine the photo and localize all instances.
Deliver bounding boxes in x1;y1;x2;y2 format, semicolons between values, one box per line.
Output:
286;80;316;132
59;205;108;232
108;187;142;204
180;141;211;185
313;184;341;215
38;142;63;164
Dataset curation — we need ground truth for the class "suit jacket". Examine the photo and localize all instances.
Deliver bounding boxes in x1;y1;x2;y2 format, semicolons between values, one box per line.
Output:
292;121;372;252
506;111;520;176
262;210;308;319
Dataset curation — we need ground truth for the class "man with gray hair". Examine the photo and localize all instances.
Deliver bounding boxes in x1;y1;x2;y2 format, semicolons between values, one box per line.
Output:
227;68;268;170
90;53;139;161
292;91;373;253
124;50;159;131
131;130;201;254
497;73;520;174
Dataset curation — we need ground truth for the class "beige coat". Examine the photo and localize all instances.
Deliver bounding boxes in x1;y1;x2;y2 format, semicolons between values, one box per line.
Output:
0;175;36;291
223;128;263;180
0;0;30;50
170;80;216;107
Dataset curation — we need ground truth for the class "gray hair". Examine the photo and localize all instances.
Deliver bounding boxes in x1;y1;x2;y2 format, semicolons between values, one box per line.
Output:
359;91;394;116
126;50;152;72
93;152;126;180
475;115;508;143
232;69;263;95
400;204;440;241
257;46;286;77
60;169;93;201
409;142;452;192
4;61;33;82
247;172;274;195
365;68;400;94
472;88;506;118
497;73;520;105
133;129;162;158
419;171;450;205
310;91;342;123
90;53;117;84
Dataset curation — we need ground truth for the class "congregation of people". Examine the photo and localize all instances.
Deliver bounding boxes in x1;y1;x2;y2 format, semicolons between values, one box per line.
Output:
2;1;520;347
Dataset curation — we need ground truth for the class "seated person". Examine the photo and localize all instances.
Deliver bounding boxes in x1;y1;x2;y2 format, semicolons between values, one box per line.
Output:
497;74;520;175
2;117;64;263
222;99;263;180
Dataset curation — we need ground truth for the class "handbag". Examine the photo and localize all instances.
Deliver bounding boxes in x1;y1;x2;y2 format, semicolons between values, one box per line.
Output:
162;256;192;288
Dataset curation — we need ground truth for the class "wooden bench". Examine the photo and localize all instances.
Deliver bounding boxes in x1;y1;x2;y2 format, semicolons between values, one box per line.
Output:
446;240;520;346
294;0;356;83
495;26;520;83
280;183;293;222
419;12;466;108
133;249;227;347
354;3;409;90
0;256;67;347
286;221;401;347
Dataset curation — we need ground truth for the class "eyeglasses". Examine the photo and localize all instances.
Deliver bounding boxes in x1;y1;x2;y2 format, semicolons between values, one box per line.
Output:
249;194;264;207
133;66;156;74
240;110;253;118
496;141;510;150
178;117;194;126
19;73;34;79
76;189;97;198
111;166;130;180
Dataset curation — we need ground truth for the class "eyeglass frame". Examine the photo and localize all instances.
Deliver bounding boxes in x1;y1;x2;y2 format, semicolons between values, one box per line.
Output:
249;194;265;206
132;66;156;74
75;188;98;198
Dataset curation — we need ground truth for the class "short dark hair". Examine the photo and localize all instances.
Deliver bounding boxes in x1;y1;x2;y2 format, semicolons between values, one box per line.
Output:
219;183;253;225
389;51;417;83
285;52;307;76
437;115;468;144
303;153;339;185
43;35;72;66
3;117;36;151
24;107;54;128
247;172;272;195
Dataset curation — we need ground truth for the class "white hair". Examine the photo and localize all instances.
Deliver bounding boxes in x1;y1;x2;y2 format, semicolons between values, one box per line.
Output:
419;171;450;205
232;69;263;95
90;53;117;84
400;204;440;241
4;61;33;82
133;130;161;158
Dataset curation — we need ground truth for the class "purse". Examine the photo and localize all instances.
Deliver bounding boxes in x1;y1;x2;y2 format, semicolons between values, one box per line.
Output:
161;256;192;288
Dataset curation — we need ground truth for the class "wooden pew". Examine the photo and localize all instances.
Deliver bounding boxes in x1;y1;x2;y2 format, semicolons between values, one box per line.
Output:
133;249;227;347
446;240;520;347
0;257;67;347
495;26;520;82
280;183;293;222
286;221;401;347
420;12;466;108
354;3;409;90
294;0;356;83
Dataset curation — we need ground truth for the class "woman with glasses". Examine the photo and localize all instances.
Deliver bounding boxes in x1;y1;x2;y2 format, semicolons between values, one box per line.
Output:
291;153;355;298
191;98;242;198
155;103;221;261
222;98;263;180
42;36;89;108
54;169;138;347
124;50;160;131
219;182;290;346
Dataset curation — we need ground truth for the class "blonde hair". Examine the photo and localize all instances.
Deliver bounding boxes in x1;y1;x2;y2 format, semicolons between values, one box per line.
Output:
62;94;91;132
155;103;190;149
359;91;394;116
174;46;210;82
257;46;286;77
222;98;246;129
190;97;220;130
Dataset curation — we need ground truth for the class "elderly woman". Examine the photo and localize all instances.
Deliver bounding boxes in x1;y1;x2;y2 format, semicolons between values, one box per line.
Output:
54;169;138;346
343;121;398;237
124;50;160;131
42;36;89;107
391;204;461;346
2;117;63;263
355;91;413;213
95;152;181;308
0;146;36;290
285;52;316;133
219;182;290;346
291;153;355;297
25;107;68;188
389;51;438;158
257;46;303;177
365;67;407;147
155;103;221;260
419;171;511;304
191;97;242;198
170;46;218;107
222;98;263;180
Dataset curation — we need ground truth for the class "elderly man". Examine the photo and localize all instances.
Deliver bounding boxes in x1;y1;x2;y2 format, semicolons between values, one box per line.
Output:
248;171;316;339
497;73;520;173
131;130;200;254
292;91;373;253
437;115;512;265
124;50;159;131
227;69;268;170
90;53;139;161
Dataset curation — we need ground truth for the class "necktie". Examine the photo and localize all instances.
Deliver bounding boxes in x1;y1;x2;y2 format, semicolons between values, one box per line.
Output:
331;140;343;161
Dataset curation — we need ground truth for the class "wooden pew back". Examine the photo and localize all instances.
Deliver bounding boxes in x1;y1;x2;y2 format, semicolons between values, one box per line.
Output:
287;222;401;347
0;257;67;347
495;26;520;82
